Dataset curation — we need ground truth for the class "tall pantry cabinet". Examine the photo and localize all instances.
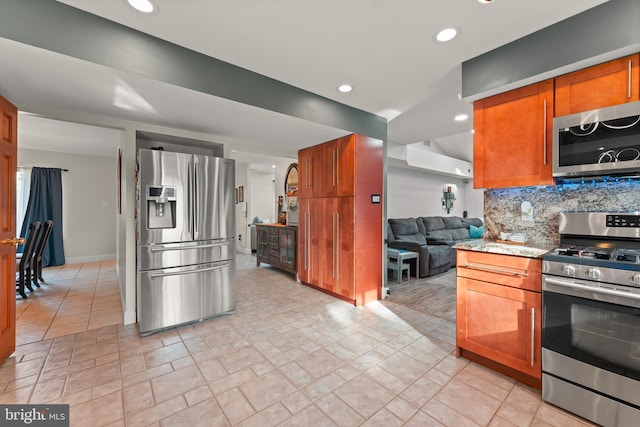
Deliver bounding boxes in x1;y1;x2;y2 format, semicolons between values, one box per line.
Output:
298;134;383;306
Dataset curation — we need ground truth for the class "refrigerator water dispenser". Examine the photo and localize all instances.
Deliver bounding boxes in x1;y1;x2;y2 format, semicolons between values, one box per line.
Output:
146;185;176;229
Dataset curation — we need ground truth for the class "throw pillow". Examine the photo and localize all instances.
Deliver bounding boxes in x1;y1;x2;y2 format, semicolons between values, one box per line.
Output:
470;224;484;239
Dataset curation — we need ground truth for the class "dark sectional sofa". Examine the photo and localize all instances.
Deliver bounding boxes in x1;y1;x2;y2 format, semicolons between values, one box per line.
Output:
387;216;483;278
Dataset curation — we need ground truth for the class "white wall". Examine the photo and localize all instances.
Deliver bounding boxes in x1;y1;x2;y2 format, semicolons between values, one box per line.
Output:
386;165;483;219
249;170;275;223
235;163;249;253
18;148;117;262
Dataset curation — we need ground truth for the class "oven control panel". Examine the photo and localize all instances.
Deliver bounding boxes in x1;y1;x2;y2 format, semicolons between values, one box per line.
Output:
606;214;640;228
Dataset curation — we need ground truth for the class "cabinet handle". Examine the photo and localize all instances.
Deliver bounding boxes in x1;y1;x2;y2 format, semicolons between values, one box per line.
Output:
332;212;337;278
333;150;338;187
306;157;310;189
336;213;340;278
462;263;528;277
304;207;311;271
531;307;535;366
629;59;633;99
543;99;547;166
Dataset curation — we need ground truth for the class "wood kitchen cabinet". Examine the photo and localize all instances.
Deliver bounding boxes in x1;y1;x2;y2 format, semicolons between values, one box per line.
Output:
298;144;323;199
321;197;355;298
255;224;297;275
298;134;382;306
323;135;355;197
456;250;542;388
473;79;554;189
298;198;322;286
555;54;640;116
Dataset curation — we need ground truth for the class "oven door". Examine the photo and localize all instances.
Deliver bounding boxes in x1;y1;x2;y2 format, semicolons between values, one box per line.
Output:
542;275;640;407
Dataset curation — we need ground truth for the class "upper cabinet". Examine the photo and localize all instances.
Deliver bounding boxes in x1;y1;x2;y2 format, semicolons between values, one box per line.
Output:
298;144;323;199
555;54;640;116
473;79;554;189
323;135;355;197
299;135;356;198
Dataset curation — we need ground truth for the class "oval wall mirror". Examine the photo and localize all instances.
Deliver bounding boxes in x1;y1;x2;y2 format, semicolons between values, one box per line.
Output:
285;163;298;196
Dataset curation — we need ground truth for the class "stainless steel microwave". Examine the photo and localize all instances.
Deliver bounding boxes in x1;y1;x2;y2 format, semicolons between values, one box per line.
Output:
553;101;640;178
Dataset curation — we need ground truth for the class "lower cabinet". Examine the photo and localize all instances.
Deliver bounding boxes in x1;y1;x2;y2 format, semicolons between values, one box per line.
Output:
456;250;542;387
255;224;297;275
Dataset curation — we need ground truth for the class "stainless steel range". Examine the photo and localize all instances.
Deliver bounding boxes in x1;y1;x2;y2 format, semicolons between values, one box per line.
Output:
542;211;640;427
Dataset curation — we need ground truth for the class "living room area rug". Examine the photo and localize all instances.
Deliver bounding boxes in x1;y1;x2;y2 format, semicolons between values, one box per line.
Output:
385;268;457;322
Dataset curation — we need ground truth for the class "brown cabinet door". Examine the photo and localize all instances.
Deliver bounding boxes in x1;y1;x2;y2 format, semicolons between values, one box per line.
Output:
457;277;541;379
473;79;554;189
323;135;355;197
297;198;322;286
298;144;323;199
555;54;640;116
321;197;354;297
279;228;297;271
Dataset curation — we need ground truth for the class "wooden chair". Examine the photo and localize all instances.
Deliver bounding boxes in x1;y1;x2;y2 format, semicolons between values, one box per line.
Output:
32;220;54;286
16;221;41;299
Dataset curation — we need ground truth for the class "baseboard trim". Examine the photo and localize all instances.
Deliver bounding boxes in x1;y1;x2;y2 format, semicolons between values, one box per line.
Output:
64;253;116;264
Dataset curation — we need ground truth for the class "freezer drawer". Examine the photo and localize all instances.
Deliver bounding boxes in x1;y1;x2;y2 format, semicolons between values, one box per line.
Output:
139;239;235;271
137;260;236;335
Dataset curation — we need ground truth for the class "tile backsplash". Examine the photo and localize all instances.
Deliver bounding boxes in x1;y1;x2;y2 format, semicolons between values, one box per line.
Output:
484;178;640;246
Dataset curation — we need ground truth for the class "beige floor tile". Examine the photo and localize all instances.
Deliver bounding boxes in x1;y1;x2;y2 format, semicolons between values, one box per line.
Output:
3;255;599;427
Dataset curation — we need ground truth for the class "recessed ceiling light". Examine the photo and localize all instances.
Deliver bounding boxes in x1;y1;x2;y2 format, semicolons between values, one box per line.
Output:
337;84;353;93
454;114;468;122
478;0;494;3
128;0;155;13
272;164;276;168
434;27;459;43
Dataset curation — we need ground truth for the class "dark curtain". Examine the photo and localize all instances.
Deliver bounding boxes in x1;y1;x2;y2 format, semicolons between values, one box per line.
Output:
19;167;65;266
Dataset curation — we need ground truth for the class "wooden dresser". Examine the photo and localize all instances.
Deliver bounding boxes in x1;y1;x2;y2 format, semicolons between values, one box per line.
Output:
255;224;297;275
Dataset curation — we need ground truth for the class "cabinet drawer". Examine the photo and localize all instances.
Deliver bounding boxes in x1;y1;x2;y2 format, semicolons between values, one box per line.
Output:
268;227;279;235
456;250;541;292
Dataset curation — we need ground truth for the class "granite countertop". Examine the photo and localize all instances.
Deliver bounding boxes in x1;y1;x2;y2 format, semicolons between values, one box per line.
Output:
453;239;553;259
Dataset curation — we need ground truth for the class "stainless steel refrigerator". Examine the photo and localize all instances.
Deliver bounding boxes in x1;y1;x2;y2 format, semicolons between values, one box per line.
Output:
136;148;236;336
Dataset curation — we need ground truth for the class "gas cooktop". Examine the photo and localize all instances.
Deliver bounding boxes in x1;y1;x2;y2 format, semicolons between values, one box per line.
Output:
550;246;640;264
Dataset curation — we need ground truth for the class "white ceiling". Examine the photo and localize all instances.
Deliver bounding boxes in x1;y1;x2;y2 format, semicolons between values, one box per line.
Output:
0;0;609;164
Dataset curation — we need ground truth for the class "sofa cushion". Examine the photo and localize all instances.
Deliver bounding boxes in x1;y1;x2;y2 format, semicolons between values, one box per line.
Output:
426;229;455;242
387;223;396;243
442;217;463;229
388;218;427;245
427;245;454;268
422;216;444;231
450;228;471;241
461;217;484;228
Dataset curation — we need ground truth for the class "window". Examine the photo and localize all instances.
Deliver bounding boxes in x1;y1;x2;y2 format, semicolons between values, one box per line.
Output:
16;168;30;238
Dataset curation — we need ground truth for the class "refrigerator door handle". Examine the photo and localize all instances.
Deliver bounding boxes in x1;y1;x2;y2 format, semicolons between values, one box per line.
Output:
150;241;230;252
194;161;199;235
187;160;193;236
149;262;230;278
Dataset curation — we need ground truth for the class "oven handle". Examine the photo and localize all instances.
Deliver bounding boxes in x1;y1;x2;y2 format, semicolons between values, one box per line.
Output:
544;276;640;302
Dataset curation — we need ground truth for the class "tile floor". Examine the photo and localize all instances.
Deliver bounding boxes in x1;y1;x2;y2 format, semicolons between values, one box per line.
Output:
1;254;596;426
15;260;123;346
